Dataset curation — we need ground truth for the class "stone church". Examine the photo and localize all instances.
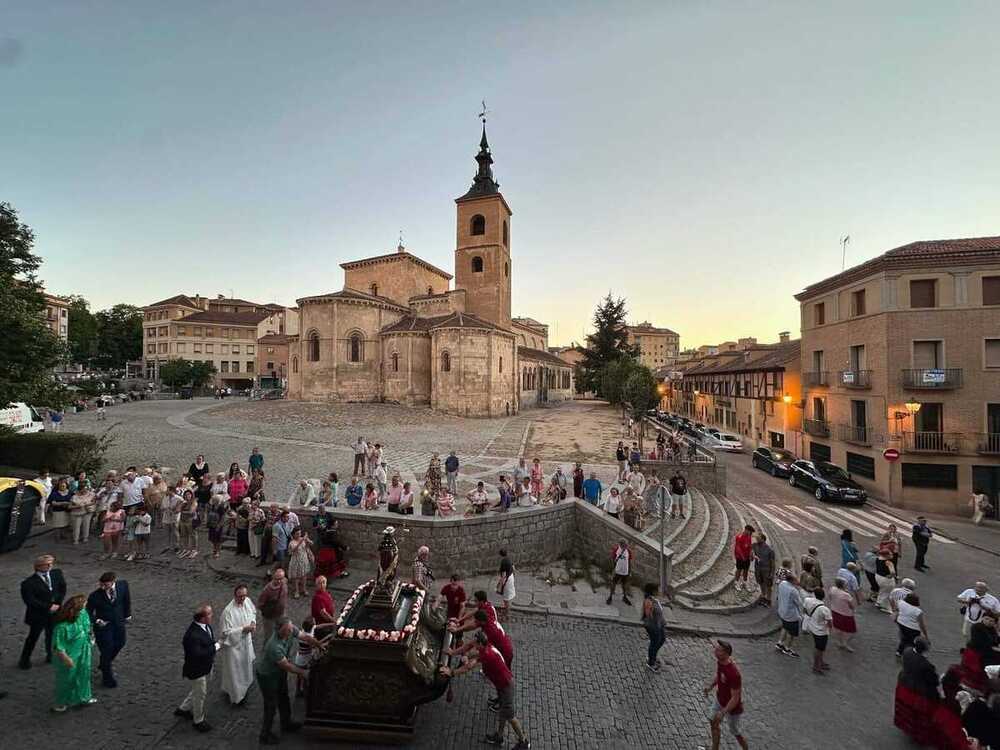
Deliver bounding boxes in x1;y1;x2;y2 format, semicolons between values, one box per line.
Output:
286;126;573;417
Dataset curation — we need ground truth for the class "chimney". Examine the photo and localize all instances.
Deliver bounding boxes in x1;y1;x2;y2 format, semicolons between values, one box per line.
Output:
779;331;790;343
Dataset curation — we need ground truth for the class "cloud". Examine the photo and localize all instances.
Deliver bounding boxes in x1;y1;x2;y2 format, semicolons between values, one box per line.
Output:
0;38;24;68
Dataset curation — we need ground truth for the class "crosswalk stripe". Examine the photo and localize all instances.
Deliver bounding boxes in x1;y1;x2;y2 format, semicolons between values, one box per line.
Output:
766;504;821;532
745;502;797;531
813;505;887;536
863;507;956;544
779;504;845;534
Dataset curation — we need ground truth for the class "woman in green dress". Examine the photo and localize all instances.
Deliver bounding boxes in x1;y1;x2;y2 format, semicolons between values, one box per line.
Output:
52;594;97;712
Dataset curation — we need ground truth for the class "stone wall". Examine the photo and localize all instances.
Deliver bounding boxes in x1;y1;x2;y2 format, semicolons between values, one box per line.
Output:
633;460;727;496
573;500;672;588
343;255;449;306
430;329;517;418
380;333;432;406
409;290;467;318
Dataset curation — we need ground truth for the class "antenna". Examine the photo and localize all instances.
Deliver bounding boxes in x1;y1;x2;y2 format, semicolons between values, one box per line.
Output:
840;235;851;271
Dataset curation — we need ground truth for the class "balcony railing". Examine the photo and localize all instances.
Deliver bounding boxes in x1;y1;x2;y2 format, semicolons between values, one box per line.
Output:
976;433;1000;455
903;431;962;454
838;423;873;446
803;371;829;388
837;370;872;389
901;368;963;389
804;418;831;437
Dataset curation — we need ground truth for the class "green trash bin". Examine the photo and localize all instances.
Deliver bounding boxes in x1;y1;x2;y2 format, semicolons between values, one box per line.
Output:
0;478;42;553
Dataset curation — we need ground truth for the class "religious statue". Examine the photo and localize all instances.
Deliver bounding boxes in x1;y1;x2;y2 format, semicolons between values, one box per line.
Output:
377;526;399;588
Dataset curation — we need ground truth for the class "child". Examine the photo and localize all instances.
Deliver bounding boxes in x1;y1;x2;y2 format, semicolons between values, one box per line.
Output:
96;403;106;421
295;616;336;696
363;483;378;511
135;505;152;558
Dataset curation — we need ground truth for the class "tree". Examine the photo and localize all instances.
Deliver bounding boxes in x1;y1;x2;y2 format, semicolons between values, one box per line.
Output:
578;293;639;396
159;359;192;390
67;295;98;366
94;304;143;369
189;361;217;389
0;202;69;408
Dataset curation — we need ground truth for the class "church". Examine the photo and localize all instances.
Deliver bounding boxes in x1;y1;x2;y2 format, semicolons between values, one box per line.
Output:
286;126;573;417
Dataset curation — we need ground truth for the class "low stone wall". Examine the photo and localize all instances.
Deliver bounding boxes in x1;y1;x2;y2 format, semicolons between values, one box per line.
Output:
573;500;673;588
634;460;727;496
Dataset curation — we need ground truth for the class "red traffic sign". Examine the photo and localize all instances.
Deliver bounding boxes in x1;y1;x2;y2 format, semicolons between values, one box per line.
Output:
883;448;900;462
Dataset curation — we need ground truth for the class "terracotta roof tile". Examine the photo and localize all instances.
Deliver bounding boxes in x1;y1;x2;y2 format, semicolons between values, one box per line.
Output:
518;346;571;367
176;310;270;326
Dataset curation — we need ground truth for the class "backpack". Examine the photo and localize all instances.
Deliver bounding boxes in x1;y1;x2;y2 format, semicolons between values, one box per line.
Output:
802;602;824;634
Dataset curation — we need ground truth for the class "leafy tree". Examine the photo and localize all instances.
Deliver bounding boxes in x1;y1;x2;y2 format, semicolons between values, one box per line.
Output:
189;360;217;389
159;359;192;390
94;304;143;369
0;202;69;408
623;366;659;421
67;295;98;366
578;293;639;396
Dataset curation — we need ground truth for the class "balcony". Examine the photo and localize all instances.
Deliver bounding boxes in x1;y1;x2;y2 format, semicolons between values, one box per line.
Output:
976;433;1000;455
838;423;873;446
837;370;872;389
803;371;829;388
804;418;831;438
903;431;962;454
901;368;963;389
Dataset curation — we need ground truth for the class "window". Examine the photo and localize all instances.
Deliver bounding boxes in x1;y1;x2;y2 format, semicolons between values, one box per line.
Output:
147;344;155;354
499;356;503;373
902;462;957;489
851;399;867;429
247;345;254;354
158;327;168;336
846;452;875;480
205;344;214;354
913;340;942;369
232;344;240;354
391;352;399;372
370;283;379;297
193;343;202;353
986;339;1000;369
984;276;1000;306
158;342;168;353
194;326;202;336
812;350;824;372
177;326;186;336
427;286;433;295
204;327;213;338
266;361;275;371
503;220;509;246
146;328;155;338
308;331;320;362
915;402;943;433
221;361;229;373
441;351;451;372
472;256;484;273
849;344;866;371
851;289;866;316
471;214;485;235
246;361;254;373
812;397;826;422
266;347;275;354
504;262;509;277
910;279;937;308
814;303;825;325
349;333;363;362
292;356;298;374
809;442;831;463
231;361;240;374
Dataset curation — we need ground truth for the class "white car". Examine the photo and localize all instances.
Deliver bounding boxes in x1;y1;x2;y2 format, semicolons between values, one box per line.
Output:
0;402;45;434
711;433;743;452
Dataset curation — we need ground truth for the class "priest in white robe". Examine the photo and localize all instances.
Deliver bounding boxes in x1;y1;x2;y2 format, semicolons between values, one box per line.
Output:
219;584;257;704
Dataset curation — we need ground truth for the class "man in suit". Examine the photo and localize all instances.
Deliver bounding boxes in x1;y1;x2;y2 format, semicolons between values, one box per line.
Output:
174;603;218;733
19;554;67;669
85;571;131;688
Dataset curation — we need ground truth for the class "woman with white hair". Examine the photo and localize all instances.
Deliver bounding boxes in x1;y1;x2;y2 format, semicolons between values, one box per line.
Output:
828;577;858;652
412;546;433;589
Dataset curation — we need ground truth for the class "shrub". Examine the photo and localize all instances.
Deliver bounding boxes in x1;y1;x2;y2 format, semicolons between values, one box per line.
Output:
0;425;117;475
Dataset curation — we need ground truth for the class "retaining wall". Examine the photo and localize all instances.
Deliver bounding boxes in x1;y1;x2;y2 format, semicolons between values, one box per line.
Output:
634;460;727;496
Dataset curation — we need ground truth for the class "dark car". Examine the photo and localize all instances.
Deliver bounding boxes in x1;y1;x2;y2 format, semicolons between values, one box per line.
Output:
751;446;797;477
788;460;868;504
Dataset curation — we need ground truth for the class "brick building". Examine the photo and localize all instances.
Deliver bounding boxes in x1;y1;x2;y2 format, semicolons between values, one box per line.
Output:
795;236;1000;514
42;292;70;341
626;322;680;368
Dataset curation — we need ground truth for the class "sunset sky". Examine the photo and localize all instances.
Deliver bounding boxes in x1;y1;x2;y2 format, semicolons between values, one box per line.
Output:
4;2;1000;349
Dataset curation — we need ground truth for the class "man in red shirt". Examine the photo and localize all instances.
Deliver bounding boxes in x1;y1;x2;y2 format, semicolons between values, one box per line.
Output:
440;574;467;620
733;525;754;592
451;590;496;633
703;640;748;750
442;631;529;749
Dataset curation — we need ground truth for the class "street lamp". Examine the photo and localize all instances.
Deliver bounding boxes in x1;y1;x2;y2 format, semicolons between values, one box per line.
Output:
904;398;922;415
782;393;792;405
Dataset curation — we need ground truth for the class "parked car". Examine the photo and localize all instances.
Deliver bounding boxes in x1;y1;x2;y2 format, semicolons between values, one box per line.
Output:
707;427;721;438
751;446;797;477
711;432;743;452
788;460;868;504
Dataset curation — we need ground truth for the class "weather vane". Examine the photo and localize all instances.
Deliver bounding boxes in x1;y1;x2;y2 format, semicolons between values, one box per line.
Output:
478;99;491;124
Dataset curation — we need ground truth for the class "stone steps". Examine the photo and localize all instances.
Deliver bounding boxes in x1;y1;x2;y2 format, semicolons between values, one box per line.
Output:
661;488;711;567
673;491;736;597
671;491;730;589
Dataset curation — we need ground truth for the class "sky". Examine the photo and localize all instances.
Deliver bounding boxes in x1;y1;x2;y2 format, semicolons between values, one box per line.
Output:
4;1;1000;349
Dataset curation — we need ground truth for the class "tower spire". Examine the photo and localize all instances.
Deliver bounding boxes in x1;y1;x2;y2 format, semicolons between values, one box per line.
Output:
459;101;499;200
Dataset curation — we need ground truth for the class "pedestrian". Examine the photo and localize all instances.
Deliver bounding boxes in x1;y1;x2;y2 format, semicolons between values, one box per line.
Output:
311;575;337;626
543;475;562;505
314;517;349;579
656;430;666;460
530;458;544;498
615;441;628;481
629;441;642;468
874;550;897;611
206;494;227;559
179;490;200;559
175;603;217;733
496;549;515;621
893;636;939;746
751;532;775;607
249;447;264;475
552;466;568;501
446;609;514;706
801;546;824;587
353;436;366;477
733;525;754;592
257;569;288;643
235;499;252;555
572;463;584;499
134;503;152;559
386;475;403;512
445;451;460;495
466;481;489;515
775;558;793;584
365;441;377;479
640;582;666;672
345;476;363;507
911;516;932;571
100;500;125;559
582;472;603;506
669;471;688;519
219;584;258;705
802;587;832;674
85;571;131;688
50;408;64;432
271;510;294;567
957;581;999;638
829;577;858;652
648;473;669;518
69;484;95;545
360;482;377;510
162;486;183;552
834;561;862;605
374;462;388;503
51;594;97;712
493;475;512;512
517;477;534;507
413;546;433;590
254;617;323;745
889;578;916;618
605;487;623;519
840;528;859;570
895;592;929;656
287;528;314;599
703;640;749;750
440;573;467;626
513;458;528;491
188;455;210;488
248;469;266;502
47;478;73;542
883;523;902;571
970;489;993;525
228;470;249;511
607;539;633;606
19;554;67;669
861;547;879;603
776;574;802;657
289;479;316;508
35;467;52;525
799;559;820;594
440;630;531;750
625;464;646;498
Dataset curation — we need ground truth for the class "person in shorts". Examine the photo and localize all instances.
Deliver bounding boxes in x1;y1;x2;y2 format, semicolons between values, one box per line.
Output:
733;525;754;592
776;574;802;657
703;640;748;750
134;505;152;559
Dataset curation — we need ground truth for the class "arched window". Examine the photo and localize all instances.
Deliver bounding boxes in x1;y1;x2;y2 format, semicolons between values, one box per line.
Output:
391;352;399;372
503;220;509;246
370;283;379;297
470;214;486;236
307;331;320;362
441;351;451;372
349;333;363;362
292;356;299;374
499;356;503;374
504;261;509;277
472;256;484;273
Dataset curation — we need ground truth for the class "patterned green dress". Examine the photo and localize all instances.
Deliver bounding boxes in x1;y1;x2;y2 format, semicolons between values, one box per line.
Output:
53;610;93;706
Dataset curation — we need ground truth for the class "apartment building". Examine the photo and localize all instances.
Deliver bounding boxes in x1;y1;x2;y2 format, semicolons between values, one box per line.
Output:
43;292;70;341
795;236;1000;515
626;322;680;368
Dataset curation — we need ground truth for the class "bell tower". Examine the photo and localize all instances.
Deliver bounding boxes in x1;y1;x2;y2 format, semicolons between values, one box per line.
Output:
454;123;512;330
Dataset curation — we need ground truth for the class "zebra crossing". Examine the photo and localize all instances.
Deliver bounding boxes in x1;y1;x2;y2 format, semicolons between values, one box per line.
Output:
742;501;955;544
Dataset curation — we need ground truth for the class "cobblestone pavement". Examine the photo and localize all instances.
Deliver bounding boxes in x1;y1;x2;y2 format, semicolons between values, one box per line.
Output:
0;532;934;750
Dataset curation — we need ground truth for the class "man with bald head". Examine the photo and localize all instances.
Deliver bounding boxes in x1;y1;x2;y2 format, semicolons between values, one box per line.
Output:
19;554;67;669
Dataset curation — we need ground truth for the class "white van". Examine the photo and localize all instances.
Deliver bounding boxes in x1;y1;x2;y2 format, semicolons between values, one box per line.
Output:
0;403;45;434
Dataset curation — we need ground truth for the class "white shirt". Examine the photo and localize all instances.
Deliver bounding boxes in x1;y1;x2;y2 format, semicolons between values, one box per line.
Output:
958;589;1000;624
613;546;630;576
627;472;646;495
135;513;152;534
354;440;365;456
120;477;146;505
606;493;623;514
896;600;923;630
803;597;831;635
374;465;388;483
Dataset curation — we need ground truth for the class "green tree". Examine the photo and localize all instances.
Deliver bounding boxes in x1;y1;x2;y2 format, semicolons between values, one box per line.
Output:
159;359;192;390
578;293;639;396
0;202;69;408
67;295;98;366
189;360;217;389
94;304;143;369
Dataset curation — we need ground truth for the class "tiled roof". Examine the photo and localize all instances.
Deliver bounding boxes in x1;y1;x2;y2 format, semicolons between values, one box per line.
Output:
672;341;800;376
380;312;512;335
628;322;678;336
296;288;408;310
208;297;267;308
512;316;547;328
339;250;453;281
518;346;571;367
145;294;200;309
177;310;270;326
796;236;1000;300
380;316;438;334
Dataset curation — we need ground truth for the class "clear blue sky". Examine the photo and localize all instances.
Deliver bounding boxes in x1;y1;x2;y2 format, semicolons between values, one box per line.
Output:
4;2;1000;348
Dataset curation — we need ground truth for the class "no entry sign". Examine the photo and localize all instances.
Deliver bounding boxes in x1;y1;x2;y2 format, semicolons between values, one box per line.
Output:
883;448;900;462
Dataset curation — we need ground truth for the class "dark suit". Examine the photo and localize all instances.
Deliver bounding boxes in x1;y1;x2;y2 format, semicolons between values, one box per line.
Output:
182;621;216;679
19;569;67;666
86;581;131;686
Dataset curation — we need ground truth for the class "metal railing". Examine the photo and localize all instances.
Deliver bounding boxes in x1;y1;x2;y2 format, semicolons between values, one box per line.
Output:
901;368;963;389
803;371;829;387
837;370;872;389
804;418;831;437
903;431;962;454
976;433;1000;455
838;423;873;446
